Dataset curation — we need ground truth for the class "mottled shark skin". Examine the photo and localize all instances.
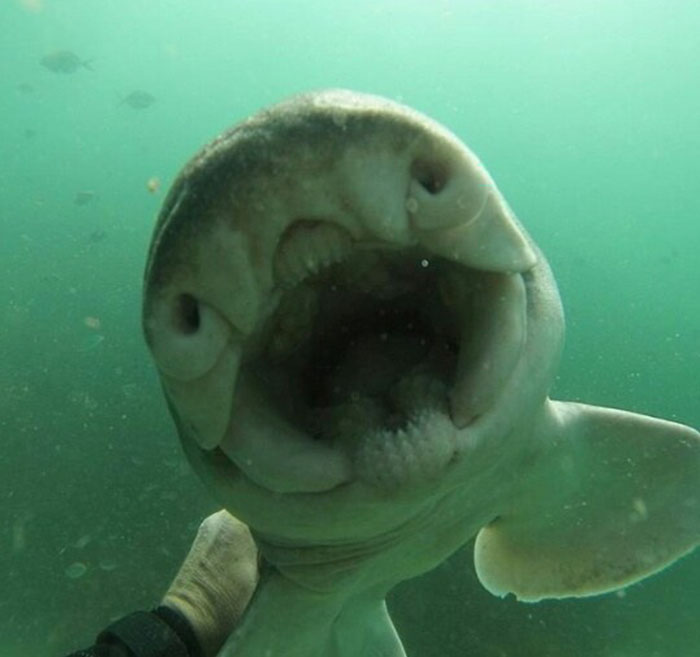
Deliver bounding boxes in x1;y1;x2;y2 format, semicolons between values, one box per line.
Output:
142;90;700;657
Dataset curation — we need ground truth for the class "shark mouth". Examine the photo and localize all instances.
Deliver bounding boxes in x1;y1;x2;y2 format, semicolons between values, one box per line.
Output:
209;218;532;494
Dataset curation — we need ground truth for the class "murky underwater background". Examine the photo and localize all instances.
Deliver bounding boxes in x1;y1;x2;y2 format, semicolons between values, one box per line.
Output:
1;1;699;655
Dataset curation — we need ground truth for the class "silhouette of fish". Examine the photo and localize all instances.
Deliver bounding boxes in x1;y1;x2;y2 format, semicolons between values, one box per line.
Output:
87;229;107;244
40;50;92;74
119;90;156;110
74;190;96;206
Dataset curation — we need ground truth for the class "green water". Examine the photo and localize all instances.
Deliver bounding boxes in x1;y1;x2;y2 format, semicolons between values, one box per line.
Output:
1;1;698;656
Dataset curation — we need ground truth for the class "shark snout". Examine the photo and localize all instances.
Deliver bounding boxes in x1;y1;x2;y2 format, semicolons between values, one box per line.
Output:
404;140;536;274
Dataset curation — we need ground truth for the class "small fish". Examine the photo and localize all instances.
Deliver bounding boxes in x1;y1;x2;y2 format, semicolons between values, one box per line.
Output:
74;190;96;206
40;50;92;74
11;512;34;554
119;90;156;110
87;229;107;244
73;534;92;549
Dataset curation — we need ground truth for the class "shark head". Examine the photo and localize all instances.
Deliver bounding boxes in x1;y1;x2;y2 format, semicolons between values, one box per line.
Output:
143;89;560;501
142;90;699;657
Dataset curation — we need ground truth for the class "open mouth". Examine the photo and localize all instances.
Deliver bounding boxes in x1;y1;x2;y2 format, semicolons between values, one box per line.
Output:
220;218;529;492
142;91;542;497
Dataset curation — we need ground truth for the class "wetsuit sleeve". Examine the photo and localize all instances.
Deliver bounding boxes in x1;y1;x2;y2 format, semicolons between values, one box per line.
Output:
64;606;203;657
64;646;128;657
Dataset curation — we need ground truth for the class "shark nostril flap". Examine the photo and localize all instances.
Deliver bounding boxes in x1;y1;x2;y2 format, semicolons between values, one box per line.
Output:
410;159;448;196
147;294;232;382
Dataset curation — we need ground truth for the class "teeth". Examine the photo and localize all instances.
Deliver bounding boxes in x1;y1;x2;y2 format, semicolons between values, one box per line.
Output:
266;284;318;359
274;221;353;287
449;273;526;428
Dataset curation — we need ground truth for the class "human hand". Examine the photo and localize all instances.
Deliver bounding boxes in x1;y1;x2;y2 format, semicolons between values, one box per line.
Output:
161;509;259;657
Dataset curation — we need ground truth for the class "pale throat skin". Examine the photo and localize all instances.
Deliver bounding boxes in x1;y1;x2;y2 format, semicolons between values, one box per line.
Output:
142;90;700;657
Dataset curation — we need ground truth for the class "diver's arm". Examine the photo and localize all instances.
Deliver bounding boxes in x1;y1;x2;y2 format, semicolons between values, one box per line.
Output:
65;646;128;657
66;648;127;657
64;605;200;657
63;510;258;657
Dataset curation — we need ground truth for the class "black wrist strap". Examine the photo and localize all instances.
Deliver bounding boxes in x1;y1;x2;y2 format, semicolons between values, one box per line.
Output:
96;607;202;657
153;606;203;657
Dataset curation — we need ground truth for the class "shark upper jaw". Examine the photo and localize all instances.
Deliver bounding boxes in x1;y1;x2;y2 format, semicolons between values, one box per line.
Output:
146;212;536;496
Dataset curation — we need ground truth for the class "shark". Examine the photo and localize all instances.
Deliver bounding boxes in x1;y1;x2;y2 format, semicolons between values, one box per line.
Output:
141;90;700;657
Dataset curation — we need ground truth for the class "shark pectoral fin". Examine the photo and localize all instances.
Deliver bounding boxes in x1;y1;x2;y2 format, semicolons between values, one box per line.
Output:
331;596;407;657
474;399;700;602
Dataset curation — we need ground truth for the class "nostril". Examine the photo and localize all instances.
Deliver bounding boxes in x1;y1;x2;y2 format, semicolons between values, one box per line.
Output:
411;160;448;195
175;294;201;334
146;293;232;382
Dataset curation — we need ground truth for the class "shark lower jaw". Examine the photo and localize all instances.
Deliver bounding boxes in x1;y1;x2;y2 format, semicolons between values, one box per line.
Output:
212;221;530;494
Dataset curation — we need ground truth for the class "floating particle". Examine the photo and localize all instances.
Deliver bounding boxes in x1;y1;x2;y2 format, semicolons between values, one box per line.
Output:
99;559;117;572
65;562;87;579
84;316;101;330
77;333;105;352
11;513;34;553
146;177;161;194
73;534;92;549
121;382;139;399
67;389;99;410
